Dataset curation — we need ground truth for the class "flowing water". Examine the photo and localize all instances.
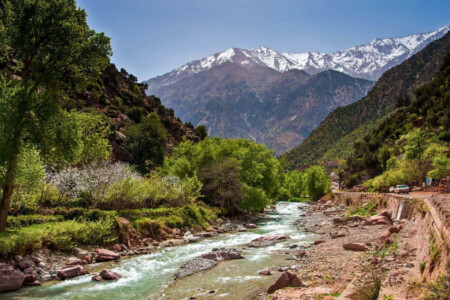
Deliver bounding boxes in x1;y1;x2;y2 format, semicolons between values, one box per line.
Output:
5;202;314;300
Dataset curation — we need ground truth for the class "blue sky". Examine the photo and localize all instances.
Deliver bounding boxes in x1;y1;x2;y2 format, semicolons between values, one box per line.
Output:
77;0;449;80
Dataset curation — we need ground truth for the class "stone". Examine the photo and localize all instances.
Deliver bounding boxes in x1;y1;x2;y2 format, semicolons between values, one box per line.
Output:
365;215;393;226
113;244;122;251
94;248;120;262
57;265;87;279
23;280;41;286
23;273;37;284
404;263;414;268
99;269;121;280
120;244;128;251
343;243;368;251
378;209;393;221
259;270;271;275
172;228;181;236
330;231;346;239
244;223;258;229
183;231;200;243
236;225;248;232
297;250;306;258
389;225;403;233
37;262;46;268
201;249;243;261
267;271;302;294
314;239;326;245
0;263;24;292
379;231;392;239
13;255;23;262
92;274;103;282
249;235;289;247
289;244;298;249
15;260;32;271
66;257;84;266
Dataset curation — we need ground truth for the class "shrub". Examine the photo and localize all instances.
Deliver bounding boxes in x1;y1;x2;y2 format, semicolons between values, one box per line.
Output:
126;107;144;123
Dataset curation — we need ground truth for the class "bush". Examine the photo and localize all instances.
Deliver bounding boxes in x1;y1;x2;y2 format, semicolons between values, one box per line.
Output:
126;107;144;123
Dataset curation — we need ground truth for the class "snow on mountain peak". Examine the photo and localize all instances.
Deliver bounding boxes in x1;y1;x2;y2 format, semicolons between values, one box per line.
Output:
147;25;449;88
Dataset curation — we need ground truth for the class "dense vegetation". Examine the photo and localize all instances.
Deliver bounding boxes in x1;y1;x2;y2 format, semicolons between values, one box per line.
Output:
0;0;332;257
284;31;450;169
342;52;450;189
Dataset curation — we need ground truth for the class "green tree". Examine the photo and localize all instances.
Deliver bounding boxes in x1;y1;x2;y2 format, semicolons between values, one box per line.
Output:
126;107;144;124
124;113;167;173
194;125;208;140
428;155;450;180
303;166;330;201
0;0;111;231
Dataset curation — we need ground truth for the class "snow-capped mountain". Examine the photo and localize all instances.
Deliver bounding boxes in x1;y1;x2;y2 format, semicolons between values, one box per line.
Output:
146;25;449;88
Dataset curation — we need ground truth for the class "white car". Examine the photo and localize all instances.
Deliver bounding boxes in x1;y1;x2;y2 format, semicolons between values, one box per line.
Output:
394;185;410;194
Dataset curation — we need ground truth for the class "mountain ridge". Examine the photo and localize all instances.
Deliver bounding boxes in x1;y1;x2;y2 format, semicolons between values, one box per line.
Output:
146;25;449;88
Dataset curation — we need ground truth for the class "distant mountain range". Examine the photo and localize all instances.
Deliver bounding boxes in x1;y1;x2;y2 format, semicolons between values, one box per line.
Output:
283;30;450;168
145;26;449;154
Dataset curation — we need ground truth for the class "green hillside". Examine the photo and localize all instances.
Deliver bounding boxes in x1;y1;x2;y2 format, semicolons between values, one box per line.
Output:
284;32;450;169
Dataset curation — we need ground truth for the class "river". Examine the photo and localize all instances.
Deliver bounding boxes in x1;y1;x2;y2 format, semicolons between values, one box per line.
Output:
5;202;314;299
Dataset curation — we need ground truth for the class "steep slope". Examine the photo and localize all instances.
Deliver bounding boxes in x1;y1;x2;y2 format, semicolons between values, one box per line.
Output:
284;31;450;169
149;61;373;155
60;64;200;160
146;25;448;87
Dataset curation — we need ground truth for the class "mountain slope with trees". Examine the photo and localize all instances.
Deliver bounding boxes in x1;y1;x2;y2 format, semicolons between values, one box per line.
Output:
284;31;450;169
148;62;373;155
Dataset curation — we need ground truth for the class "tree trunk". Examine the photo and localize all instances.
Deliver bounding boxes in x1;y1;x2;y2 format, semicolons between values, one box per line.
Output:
0;155;18;232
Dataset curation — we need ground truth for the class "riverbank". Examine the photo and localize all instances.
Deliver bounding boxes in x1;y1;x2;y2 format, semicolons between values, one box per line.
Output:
263;193;450;300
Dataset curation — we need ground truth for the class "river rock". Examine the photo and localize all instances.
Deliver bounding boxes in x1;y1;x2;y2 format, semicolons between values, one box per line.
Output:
365;215;393;226
201;249;243;261
236;225;247;232
183;231;200;243
379;231;392;239
95;248;120;262
244;223;258;229
259;270;271;275
175;258;218;278
66;257;84;266
99;269;122;280
314;239;326;245
113;244;122;251
330;231;346;239
0;263;25;292
267;271;302;294
332;216;366;225
15;260;32;271
249;235;289;248
343;243;368;252
172;228;181;236
57;265;88;279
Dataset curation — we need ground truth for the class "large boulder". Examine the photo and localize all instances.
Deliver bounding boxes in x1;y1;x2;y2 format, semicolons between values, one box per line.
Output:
343;243;368;252
249;235;289;248
267;271;302;294
0;263;24;292
201;249;243;261
57;265;88;279
389;225;403;233
95;248;120;262
365;215;393;226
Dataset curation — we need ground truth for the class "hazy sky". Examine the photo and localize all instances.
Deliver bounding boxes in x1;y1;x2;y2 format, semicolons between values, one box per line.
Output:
77;0;450;81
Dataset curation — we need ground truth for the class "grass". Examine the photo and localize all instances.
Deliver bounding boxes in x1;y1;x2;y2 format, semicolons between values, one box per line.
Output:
0;203;218;256
353;272;382;300
347;201;378;217
0;219;117;255
287;197;312;203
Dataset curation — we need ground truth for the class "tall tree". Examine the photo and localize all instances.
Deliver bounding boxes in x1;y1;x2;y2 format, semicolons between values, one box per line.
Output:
0;0;111;231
